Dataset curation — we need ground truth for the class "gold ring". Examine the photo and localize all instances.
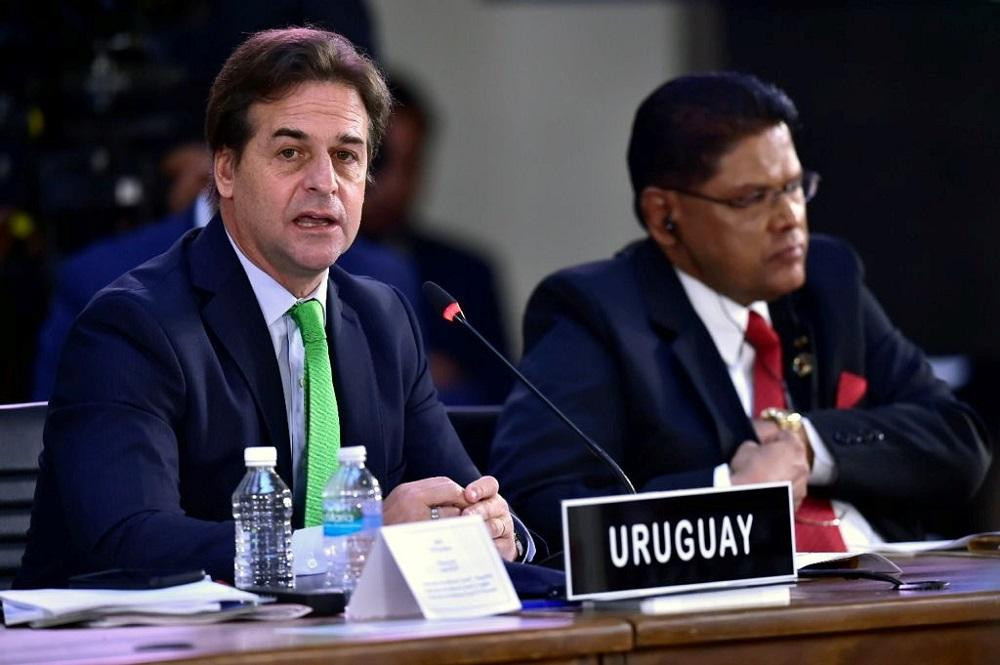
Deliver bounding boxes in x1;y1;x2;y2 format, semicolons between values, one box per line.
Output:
759;408;803;432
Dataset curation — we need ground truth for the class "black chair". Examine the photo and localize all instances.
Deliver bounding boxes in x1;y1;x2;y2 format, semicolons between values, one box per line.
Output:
445;405;502;473
0;401;46;589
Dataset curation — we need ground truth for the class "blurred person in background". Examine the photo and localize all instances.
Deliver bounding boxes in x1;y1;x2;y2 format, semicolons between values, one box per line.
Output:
363;77;511;404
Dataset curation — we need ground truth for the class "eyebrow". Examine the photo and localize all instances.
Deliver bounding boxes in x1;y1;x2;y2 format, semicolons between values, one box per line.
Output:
271;127;366;148
726;171;804;190
272;127;307;141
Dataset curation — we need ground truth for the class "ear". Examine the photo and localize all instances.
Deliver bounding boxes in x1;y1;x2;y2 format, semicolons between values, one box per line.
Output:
640;186;679;248
213;148;236;200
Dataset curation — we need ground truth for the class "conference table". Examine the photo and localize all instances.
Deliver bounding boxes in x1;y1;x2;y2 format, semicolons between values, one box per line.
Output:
2;553;998;665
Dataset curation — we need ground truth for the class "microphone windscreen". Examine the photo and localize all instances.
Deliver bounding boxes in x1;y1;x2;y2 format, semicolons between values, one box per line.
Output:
422;281;463;321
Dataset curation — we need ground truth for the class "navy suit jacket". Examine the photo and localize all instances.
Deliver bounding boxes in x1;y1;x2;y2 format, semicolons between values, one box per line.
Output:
32;206;422;401
18;216;477;588
490;235;991;552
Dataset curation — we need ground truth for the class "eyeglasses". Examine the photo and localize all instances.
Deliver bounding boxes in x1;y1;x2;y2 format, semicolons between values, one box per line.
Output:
665;170;821;210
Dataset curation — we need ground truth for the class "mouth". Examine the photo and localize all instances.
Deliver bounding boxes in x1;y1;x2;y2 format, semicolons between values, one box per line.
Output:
769;242;805;263
293;212;340;229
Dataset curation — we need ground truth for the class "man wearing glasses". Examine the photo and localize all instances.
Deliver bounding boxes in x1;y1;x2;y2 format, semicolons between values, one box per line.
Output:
490;72;990;556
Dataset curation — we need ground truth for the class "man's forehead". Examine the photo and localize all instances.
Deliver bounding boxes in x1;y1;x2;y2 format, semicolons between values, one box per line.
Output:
249;81;369;143
710;124;800;185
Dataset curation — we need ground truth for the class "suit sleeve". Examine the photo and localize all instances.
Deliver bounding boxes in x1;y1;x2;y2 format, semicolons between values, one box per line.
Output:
490;278;715;553
44;291;234;580
806;285;991;506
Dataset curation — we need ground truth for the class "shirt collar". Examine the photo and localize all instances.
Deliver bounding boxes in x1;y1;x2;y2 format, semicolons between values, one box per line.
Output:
225;229;328;327
193;192;212;229
673;267;770;367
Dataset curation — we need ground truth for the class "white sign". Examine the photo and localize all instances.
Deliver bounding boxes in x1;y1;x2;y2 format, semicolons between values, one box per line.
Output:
346;515;520;621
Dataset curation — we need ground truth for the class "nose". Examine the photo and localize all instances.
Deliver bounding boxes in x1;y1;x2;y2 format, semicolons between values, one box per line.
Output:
769;190;805;231
303;154;338;195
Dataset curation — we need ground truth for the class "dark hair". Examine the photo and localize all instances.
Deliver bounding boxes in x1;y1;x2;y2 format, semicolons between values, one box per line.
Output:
626;72;799;225
205;27;391;202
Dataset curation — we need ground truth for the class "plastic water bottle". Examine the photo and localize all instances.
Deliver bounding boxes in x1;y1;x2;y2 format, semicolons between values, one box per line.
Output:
232;446;294;589
322;446;382;595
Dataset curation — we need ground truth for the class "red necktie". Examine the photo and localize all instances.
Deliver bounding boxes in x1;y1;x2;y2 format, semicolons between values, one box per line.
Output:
745;311;846;552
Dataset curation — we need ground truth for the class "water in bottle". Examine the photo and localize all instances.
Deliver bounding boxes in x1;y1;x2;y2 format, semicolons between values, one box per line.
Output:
232;446;294;589
322;446;382;595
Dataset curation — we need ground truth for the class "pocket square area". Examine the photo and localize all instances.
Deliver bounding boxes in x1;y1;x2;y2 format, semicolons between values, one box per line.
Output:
836;371;868;409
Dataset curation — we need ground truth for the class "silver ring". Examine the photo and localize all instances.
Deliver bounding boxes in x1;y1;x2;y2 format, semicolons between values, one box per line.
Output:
430;506;441;520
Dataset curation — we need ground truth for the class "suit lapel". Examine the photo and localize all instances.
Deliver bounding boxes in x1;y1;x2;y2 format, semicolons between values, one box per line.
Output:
189;216;293;483
633;241;755;458
325;273;385;480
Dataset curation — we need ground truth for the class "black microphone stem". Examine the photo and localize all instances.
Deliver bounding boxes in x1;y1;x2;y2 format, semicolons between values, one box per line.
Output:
453;313;637;494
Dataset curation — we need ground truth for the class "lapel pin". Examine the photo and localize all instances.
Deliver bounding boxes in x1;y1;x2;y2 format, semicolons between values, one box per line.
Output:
792;352;814;378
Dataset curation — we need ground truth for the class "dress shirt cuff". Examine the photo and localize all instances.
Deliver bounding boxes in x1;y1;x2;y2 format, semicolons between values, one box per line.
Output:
511;514;536;562
803;417;836;485
713;463;732;487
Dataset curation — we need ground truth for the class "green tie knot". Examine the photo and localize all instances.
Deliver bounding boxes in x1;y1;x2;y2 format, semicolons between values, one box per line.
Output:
290;299;326;343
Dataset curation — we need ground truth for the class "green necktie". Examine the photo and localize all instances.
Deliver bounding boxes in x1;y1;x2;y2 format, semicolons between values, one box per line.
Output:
289;299;341;527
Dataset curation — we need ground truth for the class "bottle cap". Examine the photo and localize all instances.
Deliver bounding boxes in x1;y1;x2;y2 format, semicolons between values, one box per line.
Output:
337;446;366;463
244;446;277;466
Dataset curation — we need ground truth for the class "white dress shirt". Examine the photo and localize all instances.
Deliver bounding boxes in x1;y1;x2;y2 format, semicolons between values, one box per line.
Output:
674;268;883;548
226;230;327;510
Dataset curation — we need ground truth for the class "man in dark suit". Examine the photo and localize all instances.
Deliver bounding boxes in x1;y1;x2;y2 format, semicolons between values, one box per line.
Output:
18;27;526;588
490;73;991;556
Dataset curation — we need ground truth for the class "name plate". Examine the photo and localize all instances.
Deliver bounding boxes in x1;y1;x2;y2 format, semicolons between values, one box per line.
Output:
562;482;795;600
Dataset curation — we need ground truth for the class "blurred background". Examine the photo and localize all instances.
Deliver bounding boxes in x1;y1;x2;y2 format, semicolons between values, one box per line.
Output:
1;1;997;432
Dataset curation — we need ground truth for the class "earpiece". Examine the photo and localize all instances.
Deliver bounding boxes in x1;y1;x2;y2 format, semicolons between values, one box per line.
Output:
665;218;676;233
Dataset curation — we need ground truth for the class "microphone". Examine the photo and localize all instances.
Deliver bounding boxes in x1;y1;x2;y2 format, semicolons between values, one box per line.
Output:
422;281;636;494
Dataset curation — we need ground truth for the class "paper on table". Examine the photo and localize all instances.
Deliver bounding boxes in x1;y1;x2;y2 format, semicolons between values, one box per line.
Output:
863;531;1000;554
85;602;312;628
795;552;901;573
0;578;261;626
